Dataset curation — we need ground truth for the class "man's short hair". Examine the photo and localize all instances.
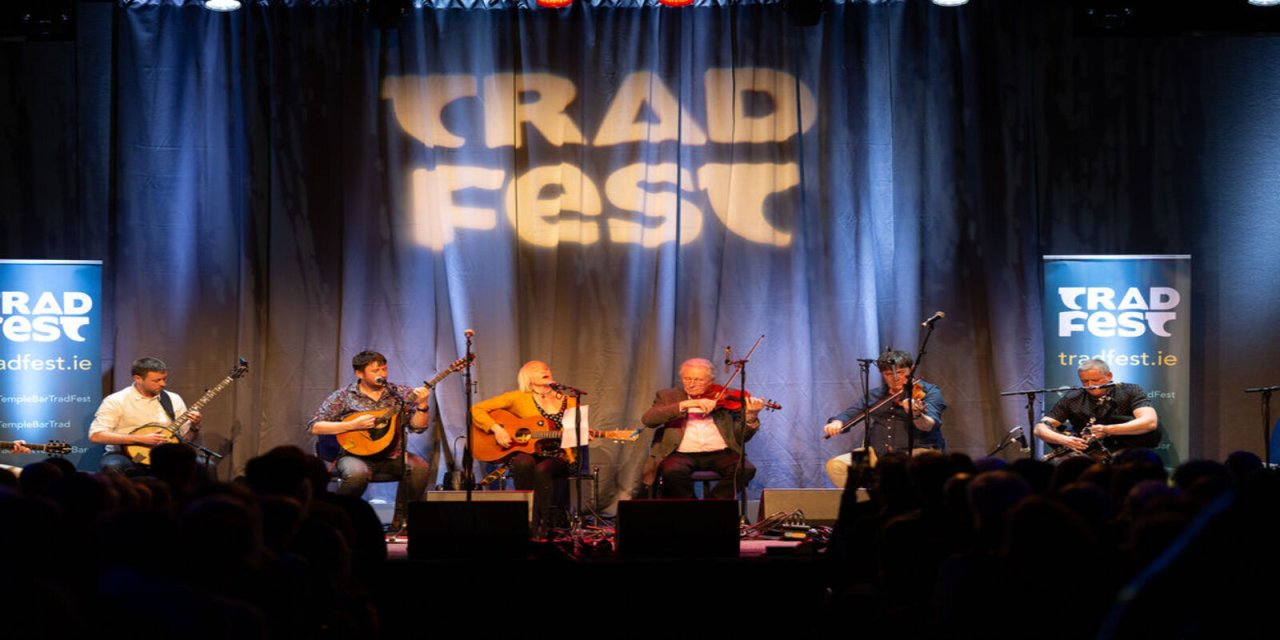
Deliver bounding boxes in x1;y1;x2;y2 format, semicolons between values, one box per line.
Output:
1077;358;1111;375
131;357;168;378
876;350;914;372
679;358;716;379
352;350;387;372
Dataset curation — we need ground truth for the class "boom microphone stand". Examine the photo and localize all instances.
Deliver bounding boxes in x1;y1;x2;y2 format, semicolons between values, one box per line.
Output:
1245;384;1279;466
907;311;945;455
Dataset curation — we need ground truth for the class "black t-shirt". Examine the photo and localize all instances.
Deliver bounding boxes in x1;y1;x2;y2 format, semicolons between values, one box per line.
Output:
1044;382;1153;432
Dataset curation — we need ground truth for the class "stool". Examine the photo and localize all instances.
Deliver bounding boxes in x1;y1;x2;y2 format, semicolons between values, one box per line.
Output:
653;467;749;523
689;470;722;498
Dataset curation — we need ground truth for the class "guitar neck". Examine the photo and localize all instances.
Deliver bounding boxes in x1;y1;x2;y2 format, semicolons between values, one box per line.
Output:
172;374;238;428
1;442;59;453
424;359;466;390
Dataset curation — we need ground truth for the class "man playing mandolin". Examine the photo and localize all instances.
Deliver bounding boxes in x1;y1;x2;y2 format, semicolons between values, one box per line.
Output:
642;358;765;499
90;356;203;475
822;350;947;488
308;351;433;514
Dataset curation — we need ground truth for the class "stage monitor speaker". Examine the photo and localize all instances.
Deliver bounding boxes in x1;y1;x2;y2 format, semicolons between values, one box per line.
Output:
758;488;848;526
616;499;739;558
424;490;535;526
407;500;530;560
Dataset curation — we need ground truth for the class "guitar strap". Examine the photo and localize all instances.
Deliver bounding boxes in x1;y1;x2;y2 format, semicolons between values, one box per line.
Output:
157;390;177;422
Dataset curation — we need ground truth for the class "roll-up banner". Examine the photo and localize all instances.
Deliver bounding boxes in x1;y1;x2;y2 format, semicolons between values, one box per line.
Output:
0;259;102;470
1042;255;1190;468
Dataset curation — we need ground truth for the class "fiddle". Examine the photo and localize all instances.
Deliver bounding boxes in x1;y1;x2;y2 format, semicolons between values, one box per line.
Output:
895;382;927;416
695;384;783;412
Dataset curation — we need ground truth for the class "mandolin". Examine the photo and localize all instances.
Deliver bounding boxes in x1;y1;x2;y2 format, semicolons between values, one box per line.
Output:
124;359;248;466
316;358;468;461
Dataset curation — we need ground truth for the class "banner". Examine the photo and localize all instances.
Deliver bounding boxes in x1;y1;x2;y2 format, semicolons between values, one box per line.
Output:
1042;255;1191;467
0;259;102;470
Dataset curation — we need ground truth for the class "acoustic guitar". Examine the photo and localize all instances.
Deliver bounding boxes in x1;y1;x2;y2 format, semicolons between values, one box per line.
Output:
471;408;641;463
1;440;72;456
124;359;248;466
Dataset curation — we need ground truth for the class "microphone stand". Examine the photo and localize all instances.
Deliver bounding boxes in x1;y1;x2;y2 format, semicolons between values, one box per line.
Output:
907;316;943;455
854;358;875;452
725;334;764;524
988;426;1026;457
999;385;1069;458
553;383;589;546
462;331;476;500
1245;385;1278;466
380;381;410;539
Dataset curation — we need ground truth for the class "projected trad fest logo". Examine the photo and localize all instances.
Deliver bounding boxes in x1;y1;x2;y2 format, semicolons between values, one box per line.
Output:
382;69;815;250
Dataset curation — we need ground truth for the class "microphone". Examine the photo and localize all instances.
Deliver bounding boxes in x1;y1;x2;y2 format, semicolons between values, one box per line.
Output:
374;376;388;386
724;346;733;374
464;328;474;338
1012;426;1029;452
1084;382;1117;391
921;311;945;327
549;382;588;396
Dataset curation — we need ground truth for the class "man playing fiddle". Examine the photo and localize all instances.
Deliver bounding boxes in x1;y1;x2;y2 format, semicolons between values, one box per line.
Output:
822;350;946;488
641;358;764;499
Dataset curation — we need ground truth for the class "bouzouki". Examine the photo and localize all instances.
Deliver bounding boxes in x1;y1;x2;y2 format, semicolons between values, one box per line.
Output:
316;358;468;462
1;440;72;456
471;408;641;463
124;359;248;466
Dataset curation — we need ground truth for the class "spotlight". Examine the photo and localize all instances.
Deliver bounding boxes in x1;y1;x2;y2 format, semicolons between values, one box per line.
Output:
933;0;969;6
204;0;242;11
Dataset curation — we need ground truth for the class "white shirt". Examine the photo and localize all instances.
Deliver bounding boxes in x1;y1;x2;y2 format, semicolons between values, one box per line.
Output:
89;385;188;452
676;410;730;453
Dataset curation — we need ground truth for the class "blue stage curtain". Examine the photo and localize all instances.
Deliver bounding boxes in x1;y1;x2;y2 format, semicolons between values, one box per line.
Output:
81;0;1246;497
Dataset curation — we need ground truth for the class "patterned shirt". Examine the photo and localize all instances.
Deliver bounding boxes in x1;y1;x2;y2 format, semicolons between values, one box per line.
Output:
308;381;424;459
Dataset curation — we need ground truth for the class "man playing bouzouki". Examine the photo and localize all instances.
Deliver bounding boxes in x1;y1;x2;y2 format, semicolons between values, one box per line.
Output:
90;356;203;476
308;351;432;513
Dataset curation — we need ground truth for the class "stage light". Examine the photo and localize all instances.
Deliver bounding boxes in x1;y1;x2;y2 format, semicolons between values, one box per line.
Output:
1249;0;1280;7
932;0;969;6
536;0;573;7
203;0;242;11
658;0;694;7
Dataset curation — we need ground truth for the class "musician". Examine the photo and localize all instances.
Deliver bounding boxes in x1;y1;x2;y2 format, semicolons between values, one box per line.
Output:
641;358;763;499
470;360;577;533
89;356;202;475
822;350;946;488
1033;359;1158;456
308;351;432;508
